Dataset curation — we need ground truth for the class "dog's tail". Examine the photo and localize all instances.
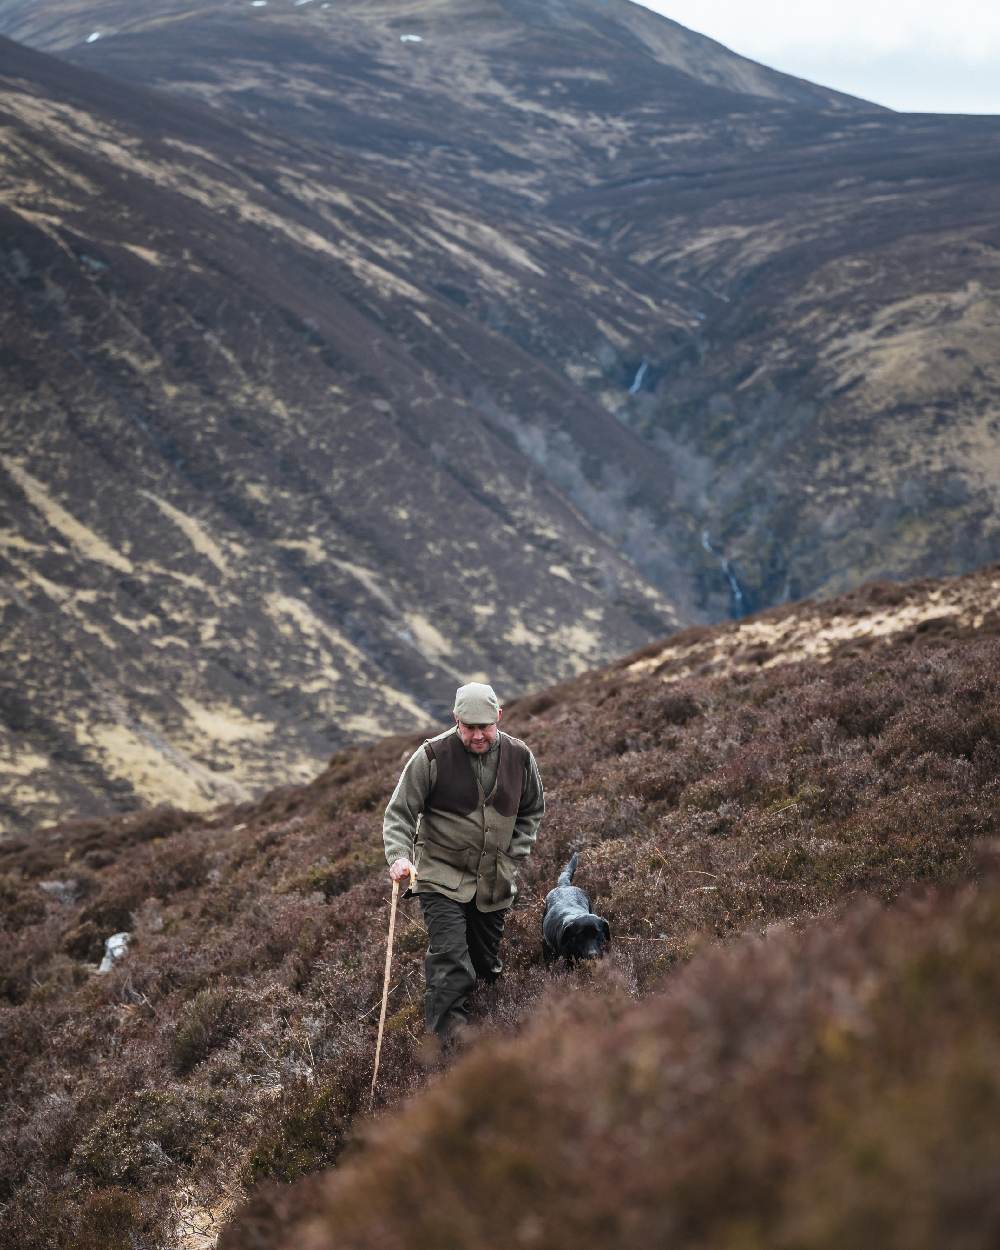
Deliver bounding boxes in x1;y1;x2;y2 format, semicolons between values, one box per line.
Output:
558;851;579;887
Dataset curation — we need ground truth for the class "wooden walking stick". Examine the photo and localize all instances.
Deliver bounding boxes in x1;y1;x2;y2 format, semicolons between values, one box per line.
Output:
371;867;416;1105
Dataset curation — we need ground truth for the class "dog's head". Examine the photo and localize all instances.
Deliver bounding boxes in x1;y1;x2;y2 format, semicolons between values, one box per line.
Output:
562;914;611;960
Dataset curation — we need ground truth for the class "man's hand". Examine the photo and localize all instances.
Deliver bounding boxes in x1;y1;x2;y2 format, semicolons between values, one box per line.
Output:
389;857;417;884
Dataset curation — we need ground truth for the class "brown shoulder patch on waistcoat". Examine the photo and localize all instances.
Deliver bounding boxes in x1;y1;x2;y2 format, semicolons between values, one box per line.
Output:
492;733;530;818
425;730;529;816
425;732;478;814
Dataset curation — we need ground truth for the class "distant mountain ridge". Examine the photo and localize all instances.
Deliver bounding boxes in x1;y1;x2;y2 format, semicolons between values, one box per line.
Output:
2;0;999;833
0;0;868;110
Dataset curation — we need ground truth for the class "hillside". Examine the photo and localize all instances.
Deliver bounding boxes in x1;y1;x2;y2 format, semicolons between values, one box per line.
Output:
6;0;999;611
0;29;684;835
2;1;1000;829
252;867;1000;1250
563;109;1000;604
1;563;997;1249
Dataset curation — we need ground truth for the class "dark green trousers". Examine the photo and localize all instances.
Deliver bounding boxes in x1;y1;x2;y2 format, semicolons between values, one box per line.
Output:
419;892;506;1038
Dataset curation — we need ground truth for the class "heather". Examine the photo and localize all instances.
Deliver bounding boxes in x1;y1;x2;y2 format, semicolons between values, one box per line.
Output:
1;571;999;1248
259;868;1000;1250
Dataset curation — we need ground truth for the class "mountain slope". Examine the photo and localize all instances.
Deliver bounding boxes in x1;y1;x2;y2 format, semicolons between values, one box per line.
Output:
0;563;997;1249
16;0;990;618
3;2;1000;834
5;0;997;615
0;0;865;114
0;31;688;834
560;109;1000;602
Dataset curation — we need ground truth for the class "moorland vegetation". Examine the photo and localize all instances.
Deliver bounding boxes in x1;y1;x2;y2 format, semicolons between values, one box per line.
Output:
1;570;998;1248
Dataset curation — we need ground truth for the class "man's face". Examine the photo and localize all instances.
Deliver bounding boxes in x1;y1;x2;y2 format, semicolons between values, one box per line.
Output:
454;711;500;753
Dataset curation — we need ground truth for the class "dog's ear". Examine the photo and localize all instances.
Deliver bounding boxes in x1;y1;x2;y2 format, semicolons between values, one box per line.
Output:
561;916;588;953
600;918;611;943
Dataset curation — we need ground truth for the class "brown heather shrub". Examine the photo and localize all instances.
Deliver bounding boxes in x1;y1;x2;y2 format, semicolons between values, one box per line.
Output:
239;875;1000;1250
61;917;105;961
172;982;256;1074
3;1181;166;1250
284;844;385;899
0;806;201;884
243;1064;364;1185
70;1085;234;1187
72;1186;150;1250
0;871;46;929
3;569;1000;1249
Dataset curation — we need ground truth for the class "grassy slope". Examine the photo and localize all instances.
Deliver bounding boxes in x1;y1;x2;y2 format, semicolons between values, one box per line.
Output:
1;566;998;1248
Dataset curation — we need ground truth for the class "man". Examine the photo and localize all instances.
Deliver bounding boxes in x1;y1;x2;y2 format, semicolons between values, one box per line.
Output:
383;681;544;1044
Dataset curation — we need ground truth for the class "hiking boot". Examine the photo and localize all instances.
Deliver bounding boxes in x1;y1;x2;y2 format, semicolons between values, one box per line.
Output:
441;1018;472;1055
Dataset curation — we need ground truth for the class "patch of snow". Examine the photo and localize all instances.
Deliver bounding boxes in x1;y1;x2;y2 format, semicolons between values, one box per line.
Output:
98;931;131;973
295;0;314;5
251;1;267;7
86;31;101;43
400;34;423;43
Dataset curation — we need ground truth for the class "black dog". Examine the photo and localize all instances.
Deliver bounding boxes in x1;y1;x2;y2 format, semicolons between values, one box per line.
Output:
542;852;611;962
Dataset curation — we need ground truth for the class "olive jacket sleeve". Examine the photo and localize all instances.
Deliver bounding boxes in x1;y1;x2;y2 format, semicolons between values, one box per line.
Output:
382;746;437;866
509;749;545;861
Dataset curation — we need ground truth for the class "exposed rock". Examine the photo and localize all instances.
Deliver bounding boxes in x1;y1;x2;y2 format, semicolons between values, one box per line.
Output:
97;929;130;972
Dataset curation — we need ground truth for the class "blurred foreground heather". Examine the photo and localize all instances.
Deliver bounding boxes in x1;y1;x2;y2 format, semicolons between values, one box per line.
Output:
1;567;998;1249
254;863;1000;1250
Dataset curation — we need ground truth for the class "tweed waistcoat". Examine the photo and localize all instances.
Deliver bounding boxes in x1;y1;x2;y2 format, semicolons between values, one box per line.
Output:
415;729;530;911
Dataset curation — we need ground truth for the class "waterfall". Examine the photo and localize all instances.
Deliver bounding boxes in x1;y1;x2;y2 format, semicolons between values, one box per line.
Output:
628;361;649;395
702;530;750;619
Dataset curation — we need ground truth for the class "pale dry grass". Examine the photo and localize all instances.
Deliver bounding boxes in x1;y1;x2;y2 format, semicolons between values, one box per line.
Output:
627;568;1000;682
87;721;251;810
174;1186;234;1250
2;458;134;574
820;279;1000;405
141;493;232;578
178;698;275;747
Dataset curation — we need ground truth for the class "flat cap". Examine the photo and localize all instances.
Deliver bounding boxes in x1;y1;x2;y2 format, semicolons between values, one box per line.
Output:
453;682;500;724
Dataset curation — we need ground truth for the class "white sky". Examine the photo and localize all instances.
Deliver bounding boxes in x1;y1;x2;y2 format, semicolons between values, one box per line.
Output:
635;1;1000;114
